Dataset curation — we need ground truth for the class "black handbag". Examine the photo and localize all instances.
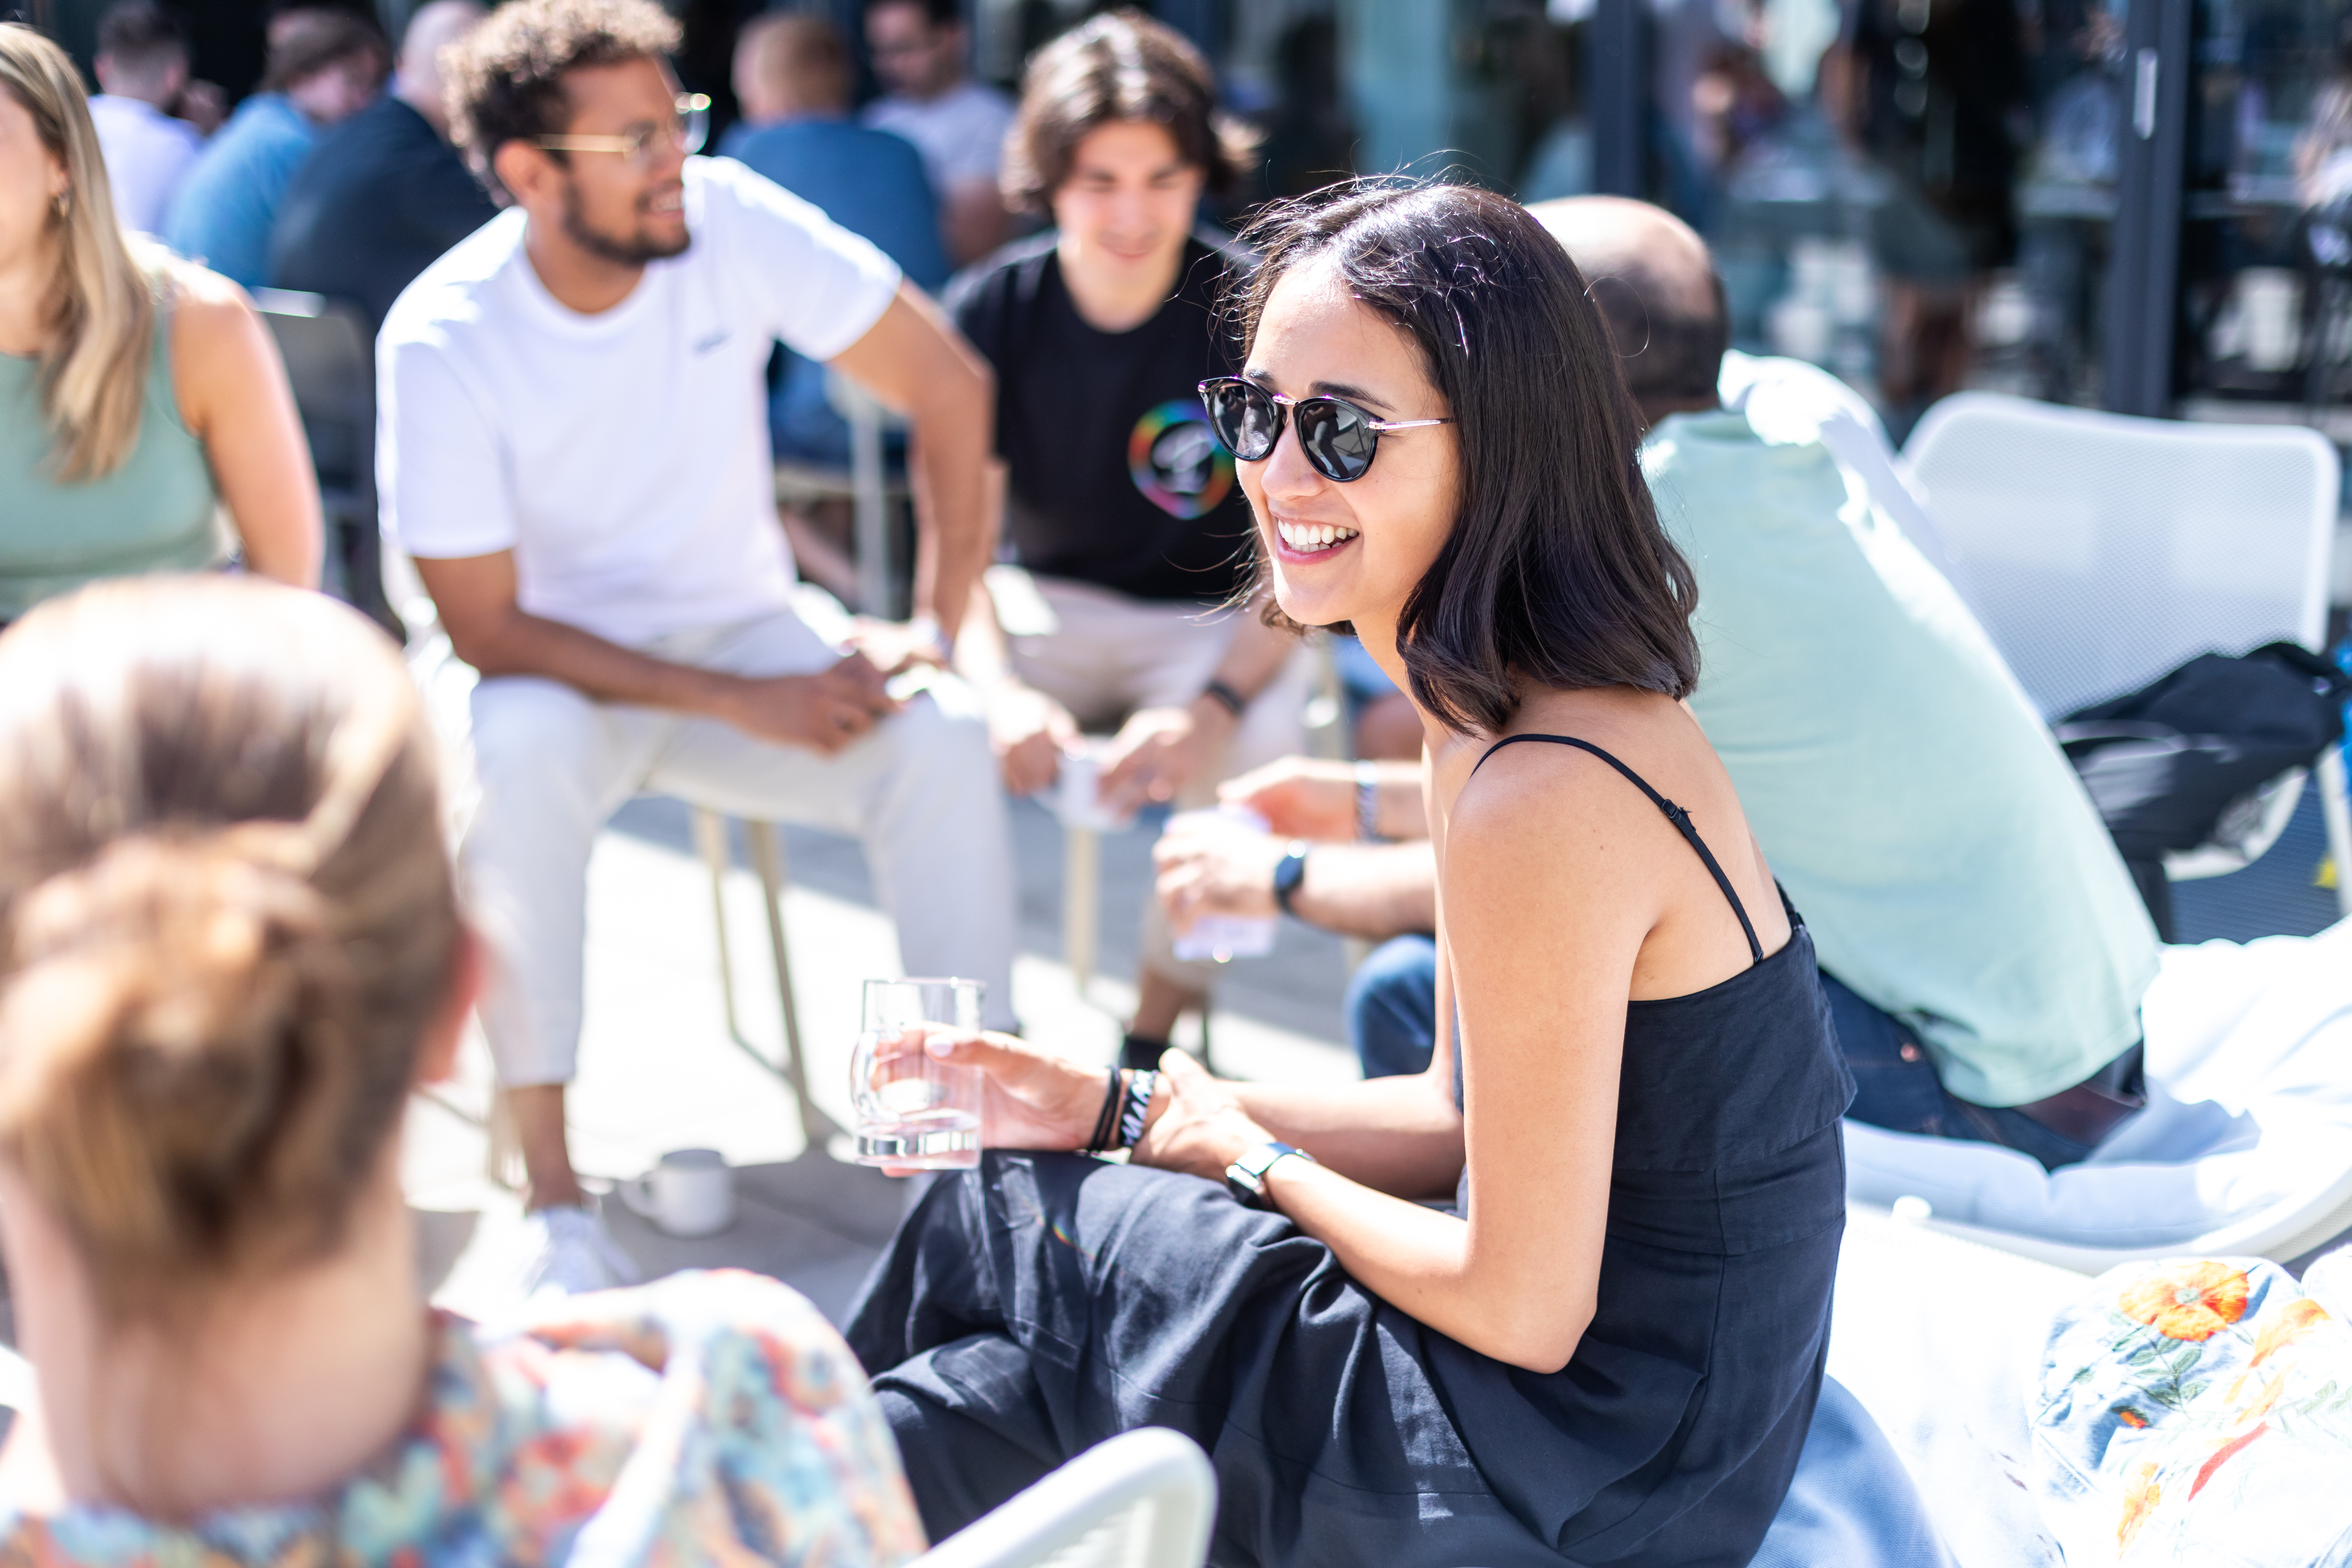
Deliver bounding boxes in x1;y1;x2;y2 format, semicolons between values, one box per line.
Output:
2055;642;2351;940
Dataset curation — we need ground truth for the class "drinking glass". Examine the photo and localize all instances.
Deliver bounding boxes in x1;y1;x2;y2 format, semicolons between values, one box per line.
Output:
850;977;985;1169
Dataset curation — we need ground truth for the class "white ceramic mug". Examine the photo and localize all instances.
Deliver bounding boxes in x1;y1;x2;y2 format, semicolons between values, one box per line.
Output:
621;1148;734;1237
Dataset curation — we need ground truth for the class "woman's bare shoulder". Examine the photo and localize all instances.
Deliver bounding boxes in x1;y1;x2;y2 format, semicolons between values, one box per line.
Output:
162;262;278;429
165;261;262;344
1446;693;1699;827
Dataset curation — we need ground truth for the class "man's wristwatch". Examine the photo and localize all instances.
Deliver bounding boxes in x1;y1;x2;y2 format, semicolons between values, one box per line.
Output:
1225;1140;1316;1210
1271;840;1309;915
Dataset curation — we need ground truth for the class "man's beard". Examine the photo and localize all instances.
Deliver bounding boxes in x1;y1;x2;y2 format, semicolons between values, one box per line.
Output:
560;178;691;266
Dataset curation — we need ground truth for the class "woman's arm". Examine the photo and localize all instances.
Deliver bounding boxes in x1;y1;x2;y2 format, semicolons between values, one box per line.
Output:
169;267;322;588
1136;754;1678;1374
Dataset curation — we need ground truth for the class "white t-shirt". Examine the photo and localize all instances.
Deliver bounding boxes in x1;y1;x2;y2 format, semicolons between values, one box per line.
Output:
863;80;1015;190
378;156;900;649
89;95;202;235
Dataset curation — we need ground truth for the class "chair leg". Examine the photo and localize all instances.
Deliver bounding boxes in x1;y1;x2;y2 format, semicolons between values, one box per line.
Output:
744;820;842;1144
1064;825;1099;996
695;809;842;1147
1306;635;1348;761
692;808;751;1047
2319;746;2352;920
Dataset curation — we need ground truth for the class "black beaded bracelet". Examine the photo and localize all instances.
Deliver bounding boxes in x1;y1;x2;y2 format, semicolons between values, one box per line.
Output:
1085;1069;1127;1153
1116;1069;1160;1150
1200;679;1248;720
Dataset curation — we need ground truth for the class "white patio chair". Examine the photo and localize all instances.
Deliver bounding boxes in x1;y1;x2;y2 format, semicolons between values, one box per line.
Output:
910;1427;1216;1568
1905;392;2352;913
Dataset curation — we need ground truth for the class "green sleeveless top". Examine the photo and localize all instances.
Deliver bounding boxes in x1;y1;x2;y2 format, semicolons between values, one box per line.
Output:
0;306;226;622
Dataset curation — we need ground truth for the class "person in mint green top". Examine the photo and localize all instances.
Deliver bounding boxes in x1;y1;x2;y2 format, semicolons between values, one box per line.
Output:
1536;196;2158;1168
0;23;320;617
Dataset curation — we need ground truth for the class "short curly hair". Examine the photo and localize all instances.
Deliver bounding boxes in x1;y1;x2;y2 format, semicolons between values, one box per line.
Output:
445;0;680;198
1002;9;1258;215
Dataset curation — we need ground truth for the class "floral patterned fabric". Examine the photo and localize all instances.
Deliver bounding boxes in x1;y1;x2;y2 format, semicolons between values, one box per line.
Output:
0;1269;927;1568
2033;1255;2352;1564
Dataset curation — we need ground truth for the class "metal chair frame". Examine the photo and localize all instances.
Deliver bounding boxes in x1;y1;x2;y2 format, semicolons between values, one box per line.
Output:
690;808;842;1146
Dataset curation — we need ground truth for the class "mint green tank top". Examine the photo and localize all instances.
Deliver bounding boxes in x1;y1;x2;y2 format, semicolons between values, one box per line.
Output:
0;307;226;622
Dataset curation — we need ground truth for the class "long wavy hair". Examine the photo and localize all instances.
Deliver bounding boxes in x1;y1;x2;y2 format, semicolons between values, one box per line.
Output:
1;23;168;482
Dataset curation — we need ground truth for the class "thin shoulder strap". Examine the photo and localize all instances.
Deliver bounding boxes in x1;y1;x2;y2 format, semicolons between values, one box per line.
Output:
1471;734;1764;964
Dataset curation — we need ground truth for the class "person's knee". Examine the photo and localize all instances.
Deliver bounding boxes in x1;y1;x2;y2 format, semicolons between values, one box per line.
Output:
880;687;995;774
470;677;605;785
1347;934;1439;1079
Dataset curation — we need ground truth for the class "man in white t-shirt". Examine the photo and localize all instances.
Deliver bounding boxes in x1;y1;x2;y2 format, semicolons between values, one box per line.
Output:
861;0;1015;265
380;0;1013;1293
86;1;206;235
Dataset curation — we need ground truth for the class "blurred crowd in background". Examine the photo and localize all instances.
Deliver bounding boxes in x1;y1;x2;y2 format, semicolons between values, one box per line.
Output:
38;0;2352;445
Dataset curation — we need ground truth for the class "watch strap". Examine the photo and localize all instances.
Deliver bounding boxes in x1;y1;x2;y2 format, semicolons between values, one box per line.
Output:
1224;1140;1315;1209
1354;760;1385;841
1200;679;1248;720
1271;841;1309;916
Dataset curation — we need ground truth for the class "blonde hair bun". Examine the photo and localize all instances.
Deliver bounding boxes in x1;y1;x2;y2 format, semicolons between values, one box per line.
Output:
0;578;458;1315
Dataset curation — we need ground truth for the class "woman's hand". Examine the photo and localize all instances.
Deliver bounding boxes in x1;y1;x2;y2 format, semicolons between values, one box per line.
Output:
904;1029;1110;1154
1130;1050;1275;1183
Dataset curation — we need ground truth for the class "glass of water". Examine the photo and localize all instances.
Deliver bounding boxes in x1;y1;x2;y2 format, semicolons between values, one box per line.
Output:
850;977;985;1170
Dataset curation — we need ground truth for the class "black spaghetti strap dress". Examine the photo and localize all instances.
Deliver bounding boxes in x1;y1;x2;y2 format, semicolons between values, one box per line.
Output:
846;735;1855;1567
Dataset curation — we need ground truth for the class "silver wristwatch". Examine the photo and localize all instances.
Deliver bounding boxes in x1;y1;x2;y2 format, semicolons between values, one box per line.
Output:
1225;1141;1315;1210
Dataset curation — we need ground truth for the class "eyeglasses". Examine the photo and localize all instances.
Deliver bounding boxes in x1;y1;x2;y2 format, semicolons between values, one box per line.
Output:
1197;377;1451;484
534;93;710;168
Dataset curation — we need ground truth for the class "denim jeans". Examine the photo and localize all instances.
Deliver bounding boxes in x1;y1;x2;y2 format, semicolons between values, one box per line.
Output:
1820;971;2099;1172
1346;933;1438;1079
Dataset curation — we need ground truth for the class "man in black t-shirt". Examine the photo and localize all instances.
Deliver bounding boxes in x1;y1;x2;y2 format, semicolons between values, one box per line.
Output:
951;14;1310;1066
951;226;1251;603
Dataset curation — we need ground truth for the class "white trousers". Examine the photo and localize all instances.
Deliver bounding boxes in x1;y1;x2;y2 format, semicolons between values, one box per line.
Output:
999;572;1312;990
462;611;1018;1086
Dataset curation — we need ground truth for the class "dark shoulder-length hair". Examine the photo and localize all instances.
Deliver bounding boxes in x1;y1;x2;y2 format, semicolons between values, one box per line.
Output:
1230;180;1701;733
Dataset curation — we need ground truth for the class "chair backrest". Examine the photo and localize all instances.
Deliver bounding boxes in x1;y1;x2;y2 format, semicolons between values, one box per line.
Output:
1904;393;2338;721
909;1428;1216;1568
251;288;375;509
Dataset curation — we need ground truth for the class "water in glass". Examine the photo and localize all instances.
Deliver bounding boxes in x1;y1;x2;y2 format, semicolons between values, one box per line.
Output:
851;977;985;1169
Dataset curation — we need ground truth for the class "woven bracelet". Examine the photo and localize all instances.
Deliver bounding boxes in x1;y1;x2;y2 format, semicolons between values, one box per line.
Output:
1116;1069;1160;1150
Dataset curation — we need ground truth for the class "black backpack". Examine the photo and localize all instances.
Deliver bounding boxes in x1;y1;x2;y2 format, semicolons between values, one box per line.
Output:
2056;642;2351;940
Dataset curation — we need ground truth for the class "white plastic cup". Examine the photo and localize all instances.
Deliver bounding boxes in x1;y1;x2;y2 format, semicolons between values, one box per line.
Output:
1166;805;1280;963
1054;743;1135;832
621;1148;735;1237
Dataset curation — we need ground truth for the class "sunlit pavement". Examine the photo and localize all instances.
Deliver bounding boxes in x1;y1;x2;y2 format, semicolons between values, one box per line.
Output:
406;794;1361;1323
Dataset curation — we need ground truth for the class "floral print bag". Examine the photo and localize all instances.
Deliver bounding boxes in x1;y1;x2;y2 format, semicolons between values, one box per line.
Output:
2033;1253;2352;1565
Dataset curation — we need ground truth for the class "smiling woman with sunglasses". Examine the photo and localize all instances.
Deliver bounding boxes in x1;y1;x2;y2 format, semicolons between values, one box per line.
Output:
848;180;1855;1567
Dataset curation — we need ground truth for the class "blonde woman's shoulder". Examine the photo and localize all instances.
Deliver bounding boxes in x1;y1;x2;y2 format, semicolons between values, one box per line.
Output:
158;254;259;335
153;256;287;436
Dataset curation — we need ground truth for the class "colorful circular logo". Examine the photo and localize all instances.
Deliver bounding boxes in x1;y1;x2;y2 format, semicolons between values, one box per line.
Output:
1128;399;1234;519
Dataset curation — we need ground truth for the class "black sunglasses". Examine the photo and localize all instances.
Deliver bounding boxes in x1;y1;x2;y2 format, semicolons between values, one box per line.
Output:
1197;377;1452;484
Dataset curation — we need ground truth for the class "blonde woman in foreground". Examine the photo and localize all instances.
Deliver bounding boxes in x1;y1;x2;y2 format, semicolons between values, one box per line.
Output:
0;578;923;1566
0;25;317;618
